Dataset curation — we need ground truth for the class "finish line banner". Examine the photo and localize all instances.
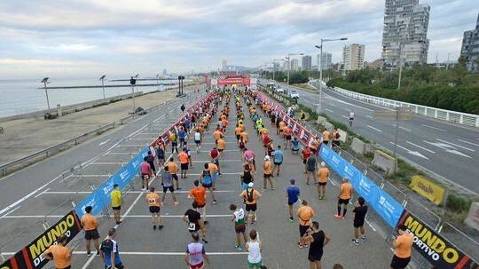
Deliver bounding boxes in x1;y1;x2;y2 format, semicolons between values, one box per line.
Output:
0;210;81;269
74;146;149;218
397;211;476;269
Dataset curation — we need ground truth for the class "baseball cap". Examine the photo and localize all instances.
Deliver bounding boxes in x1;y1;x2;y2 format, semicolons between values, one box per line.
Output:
248;182;254;188
264;155;270;161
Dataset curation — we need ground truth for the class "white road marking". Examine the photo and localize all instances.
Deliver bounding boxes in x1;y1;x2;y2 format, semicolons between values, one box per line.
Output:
366;115;373;119
436;138;475;152
424;140;472;158
91;162;125;165
324;108;334;113
367;125;383;133
389;142;429;160
365;219;377;232
34;188;51;198
105;152;135;155
117;144;145;148
406;141;436;154
0;206;21;219
98;139;111;146
392;124;411;132
422;124;445;131
458;139;479;147
329;97;374;112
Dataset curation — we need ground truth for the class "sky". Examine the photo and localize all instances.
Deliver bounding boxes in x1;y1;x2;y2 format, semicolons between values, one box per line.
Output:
0;0;477;79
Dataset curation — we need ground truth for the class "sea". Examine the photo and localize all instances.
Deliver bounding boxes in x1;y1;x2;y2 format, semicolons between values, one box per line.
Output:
0;78;178;118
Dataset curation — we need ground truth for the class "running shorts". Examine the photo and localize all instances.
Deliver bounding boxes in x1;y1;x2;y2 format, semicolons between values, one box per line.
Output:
245;203;257;212
338;198;350;205
189;262;204;269
112;206;121;210
181;163;189;170
299;225;309;237
163;186;174;193
390;255;411;269
234;223;246;233
149;206;160;214
84;229;100;240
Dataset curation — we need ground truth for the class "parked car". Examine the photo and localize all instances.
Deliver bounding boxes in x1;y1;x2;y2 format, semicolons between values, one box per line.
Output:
275;88;285;93
289;90;299;99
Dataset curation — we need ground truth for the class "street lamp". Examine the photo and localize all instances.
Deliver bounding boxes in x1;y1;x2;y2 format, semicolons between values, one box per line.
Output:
130;74;139;114
314;37;347;113
99;75;106;99
41;77;51;110
286;53;304;85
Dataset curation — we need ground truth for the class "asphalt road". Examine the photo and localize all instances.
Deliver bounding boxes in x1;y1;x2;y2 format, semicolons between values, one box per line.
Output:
0;90;395;269
278;82;479;195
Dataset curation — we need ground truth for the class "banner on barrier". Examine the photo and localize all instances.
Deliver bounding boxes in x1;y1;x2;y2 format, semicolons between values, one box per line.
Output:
0;210;81;269
409;175;445;205
397;210;476;269
75;146;149;218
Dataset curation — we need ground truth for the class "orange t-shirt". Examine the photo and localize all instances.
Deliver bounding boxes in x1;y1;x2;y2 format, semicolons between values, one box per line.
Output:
81;213;97;231
146;192;160;207
178;152;189;164
217;139;225;150
167;161;178;174
213;130;223;141
395;233;413;258
190;186;206;206
263;161;273;175
297;206;315;226
339;182;353;199
45;244;71;268
208;162;218;174
241;189;261;204
323;130;331;141
317;167;330;183
235;127;242;135
240;132;248;143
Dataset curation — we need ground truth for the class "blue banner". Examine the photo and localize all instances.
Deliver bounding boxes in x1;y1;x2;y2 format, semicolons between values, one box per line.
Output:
75;146;149;218
319;145;404;228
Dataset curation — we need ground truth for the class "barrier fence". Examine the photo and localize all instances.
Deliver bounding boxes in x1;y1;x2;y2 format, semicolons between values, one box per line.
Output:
254;89;479;269
0;91;215;269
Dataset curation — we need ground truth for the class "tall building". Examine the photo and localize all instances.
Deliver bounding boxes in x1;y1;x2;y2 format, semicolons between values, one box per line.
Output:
282;61;289;71
461;13;479;72
343;44;366;71
317;53;332;70
301;55;312;70
382;0;430;67
290;59;299;71
221;59;228;71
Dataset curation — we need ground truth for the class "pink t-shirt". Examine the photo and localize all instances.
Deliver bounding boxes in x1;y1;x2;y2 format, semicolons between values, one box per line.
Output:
243;150;255;161
140;162;151;175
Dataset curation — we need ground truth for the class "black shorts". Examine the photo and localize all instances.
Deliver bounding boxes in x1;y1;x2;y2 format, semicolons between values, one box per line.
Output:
60;266;71;269
286;135;292;140
234;223;246;233
264;173;272;178
274;162;282;166
299;225;309;237
163;186;174;193
323;140;329;145
390;255;411;269
149;206;160;213
318;182;327;186
202;183;212;188
303;159;307;164
181;163;189;170
195;140;201;145
354;220;365;228
172;174;178;180
112;206;121;210
84;229;100;240
236;135;240;140
245;203;257;212
180;138;185;143
338;198;350;205
218;149;224;152
308;251;323;262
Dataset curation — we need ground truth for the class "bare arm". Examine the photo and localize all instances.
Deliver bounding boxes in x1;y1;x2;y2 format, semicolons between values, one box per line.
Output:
324;234;331;246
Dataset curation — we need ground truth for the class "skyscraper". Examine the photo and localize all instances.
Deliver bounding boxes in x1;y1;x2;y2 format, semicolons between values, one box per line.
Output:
461;13;479;72
290;59;299;71
317;53;332;70
343;44;365;71
382;0;430;67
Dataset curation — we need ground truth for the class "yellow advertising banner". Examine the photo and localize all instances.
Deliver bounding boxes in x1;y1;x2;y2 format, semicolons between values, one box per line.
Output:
409;175;445;205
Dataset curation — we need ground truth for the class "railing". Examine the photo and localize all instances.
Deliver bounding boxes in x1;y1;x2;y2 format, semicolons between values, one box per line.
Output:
311;81;479;128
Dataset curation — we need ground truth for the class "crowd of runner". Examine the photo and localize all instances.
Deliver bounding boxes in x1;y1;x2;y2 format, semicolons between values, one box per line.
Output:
41;87;415;269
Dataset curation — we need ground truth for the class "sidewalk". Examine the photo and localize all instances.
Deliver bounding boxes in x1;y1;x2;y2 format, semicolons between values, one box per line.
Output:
0;86;197;165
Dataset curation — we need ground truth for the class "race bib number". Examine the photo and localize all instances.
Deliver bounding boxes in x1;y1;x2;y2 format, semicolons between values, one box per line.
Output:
188;222;196;231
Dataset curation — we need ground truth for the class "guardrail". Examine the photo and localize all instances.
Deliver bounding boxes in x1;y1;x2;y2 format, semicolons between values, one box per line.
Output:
310;80;479;128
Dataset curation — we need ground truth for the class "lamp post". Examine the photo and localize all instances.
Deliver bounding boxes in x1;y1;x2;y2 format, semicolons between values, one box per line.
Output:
41;77;51;110
99;75;106;99
314;37;347;113
130;74;139;114
397;42;404;90
286;53;303;85
156;73;160;90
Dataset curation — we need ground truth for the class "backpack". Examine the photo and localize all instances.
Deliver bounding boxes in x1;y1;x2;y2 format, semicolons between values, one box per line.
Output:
246;189;255;203
202;170;212;185
100;239;113;254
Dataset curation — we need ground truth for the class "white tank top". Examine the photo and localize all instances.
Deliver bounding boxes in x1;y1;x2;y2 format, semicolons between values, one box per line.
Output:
194;132;201;141
247;241;261;263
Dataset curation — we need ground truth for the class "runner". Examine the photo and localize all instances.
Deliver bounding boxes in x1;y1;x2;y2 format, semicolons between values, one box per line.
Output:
301;146;312;174
169;129;178;154
183;202;208;243
272;145;284;176
230;204;247;251
263;155;274;190
146;150;157;176
179;148;190;179
243;147;256;172
240;163;254;190
178;126;188;148
291;137;300;154
81;206;100;255
240;182;261;224
161;166;178;206
209;146;221;176
283;125;292;149
348;111;355;127
217;135;226;157
194;128;202;153
207;161;219;190
100;228;125;269
297;200;315;249
390;225;413;269
155;141;166;167
200;163;217;204
189;180;207;220
213;127;223;143
304;221;331;269
352;196;368;246
235;123;242;144
322;129;331;146
246;229;264;269
166;157;180;190
146;187;163;230
286;179;301;222
140;156;153;190
317;162;330;200
42;235;72;269
184;232;209;269
332;128;341;151
335;178;353;219
110;184;122;225
305;154;317;186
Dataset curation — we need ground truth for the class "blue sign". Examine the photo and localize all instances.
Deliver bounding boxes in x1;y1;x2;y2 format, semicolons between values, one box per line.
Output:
75;146;149;218
319;145;404;228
